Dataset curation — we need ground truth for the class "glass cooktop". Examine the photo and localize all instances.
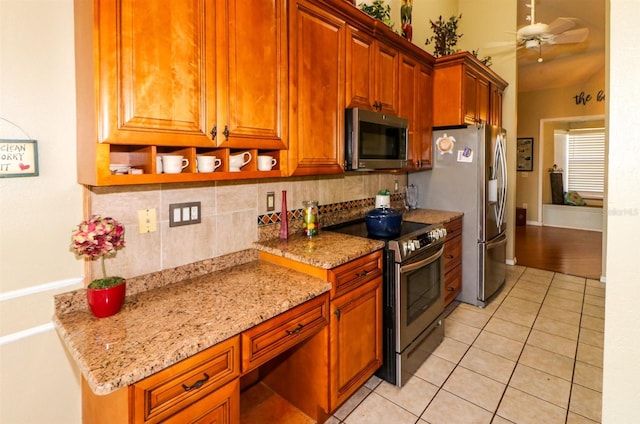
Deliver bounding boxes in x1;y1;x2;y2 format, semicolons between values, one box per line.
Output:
325;219;429;241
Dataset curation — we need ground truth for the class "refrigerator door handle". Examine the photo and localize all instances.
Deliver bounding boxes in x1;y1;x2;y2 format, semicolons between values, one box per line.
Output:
495;132;507;228
486;233;508;249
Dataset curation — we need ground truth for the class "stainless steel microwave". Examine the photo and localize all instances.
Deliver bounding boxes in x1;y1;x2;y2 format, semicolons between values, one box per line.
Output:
344;108;409;171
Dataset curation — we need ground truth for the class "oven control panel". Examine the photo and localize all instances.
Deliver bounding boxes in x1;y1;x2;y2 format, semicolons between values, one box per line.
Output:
398;226;447;258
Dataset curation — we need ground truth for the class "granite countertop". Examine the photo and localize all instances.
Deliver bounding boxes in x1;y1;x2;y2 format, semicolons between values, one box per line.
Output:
54;260;332;396
254;231;385;269
402;208;463;225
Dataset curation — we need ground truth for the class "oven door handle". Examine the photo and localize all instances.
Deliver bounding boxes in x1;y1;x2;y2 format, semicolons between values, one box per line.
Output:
400;246;444;273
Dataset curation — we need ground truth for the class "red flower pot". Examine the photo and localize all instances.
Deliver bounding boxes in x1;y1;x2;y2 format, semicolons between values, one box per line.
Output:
87;281;126;318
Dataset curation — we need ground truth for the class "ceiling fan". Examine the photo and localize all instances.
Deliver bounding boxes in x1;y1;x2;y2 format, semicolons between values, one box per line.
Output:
516;0;589;62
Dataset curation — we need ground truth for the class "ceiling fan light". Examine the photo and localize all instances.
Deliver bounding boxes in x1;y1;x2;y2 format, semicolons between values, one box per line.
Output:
525;39;540;49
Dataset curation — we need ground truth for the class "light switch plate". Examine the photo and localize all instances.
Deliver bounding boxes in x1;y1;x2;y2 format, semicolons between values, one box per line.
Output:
267;192;275;211
169;202;202;227
138;208;157;233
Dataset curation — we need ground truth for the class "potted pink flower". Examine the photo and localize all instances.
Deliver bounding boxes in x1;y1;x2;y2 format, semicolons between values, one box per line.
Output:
71;215;126;318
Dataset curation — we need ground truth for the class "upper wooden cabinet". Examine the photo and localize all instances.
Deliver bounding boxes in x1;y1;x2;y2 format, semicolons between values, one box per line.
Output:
398;53;433;170
74;0;287;185
345;27;399;114
432;52;507;128
287;0;346;176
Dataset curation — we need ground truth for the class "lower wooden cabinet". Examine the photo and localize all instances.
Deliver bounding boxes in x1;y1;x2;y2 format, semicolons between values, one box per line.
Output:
82;336;241;424
329;276;382;410
443;218;463;306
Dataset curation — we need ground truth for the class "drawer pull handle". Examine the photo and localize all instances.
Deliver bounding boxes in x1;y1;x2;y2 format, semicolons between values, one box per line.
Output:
447;287;455;292
356;270;370;278
286;324;304;335
182;373;210;392
446;255;454;259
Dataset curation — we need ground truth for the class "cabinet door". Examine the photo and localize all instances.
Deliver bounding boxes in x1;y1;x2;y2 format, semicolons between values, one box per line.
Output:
215;0;287;150
415;63;434;169
398;54;418;168
330;277;382;411
399;55;433;170
375;42;399;114
288;0;346;176
345;26;375;109
96;0;216;147
490;83;504;127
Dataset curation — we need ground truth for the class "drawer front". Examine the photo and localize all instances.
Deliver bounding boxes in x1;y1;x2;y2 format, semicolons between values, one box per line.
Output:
443;235;462;271
444;217;462;240
444;263;462;306
132;335;240;424
241;294;329;373
330;250;383;299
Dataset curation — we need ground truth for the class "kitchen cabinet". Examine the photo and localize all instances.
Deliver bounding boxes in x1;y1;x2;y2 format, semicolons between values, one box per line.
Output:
432;52;507;128
74;0;287;186
345;27;399;114
82;335;241;424
443;218;463;306
287;0;346;176
258;249;383;413
398;53;434;170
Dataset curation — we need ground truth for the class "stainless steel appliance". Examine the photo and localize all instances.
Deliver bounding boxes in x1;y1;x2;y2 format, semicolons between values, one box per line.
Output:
344;108;409;171
409;124;508;307
326;219;447;387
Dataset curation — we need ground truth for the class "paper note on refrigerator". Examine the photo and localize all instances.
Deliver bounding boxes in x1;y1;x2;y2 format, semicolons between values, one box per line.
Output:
488;179;498;202
457;147;473;163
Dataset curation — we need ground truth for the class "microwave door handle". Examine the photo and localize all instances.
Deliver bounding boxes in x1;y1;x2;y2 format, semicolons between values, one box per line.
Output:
400;246;444;273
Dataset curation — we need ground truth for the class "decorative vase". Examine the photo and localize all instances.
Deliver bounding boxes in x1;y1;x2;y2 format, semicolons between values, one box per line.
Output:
279;190;289;239
87;281;126;318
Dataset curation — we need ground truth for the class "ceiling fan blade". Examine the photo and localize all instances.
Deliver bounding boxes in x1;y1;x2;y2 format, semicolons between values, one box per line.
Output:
549;27;589;44
547;17;578;35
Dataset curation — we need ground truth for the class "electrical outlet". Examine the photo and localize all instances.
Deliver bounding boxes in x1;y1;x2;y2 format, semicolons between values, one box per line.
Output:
169;202;201;227
523;203;528;209
266;192;275;211
138;208;157;233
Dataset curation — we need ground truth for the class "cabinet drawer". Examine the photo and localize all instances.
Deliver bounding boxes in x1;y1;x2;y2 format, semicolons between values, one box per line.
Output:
131;335;240;424
444;218;462;240
444;264;462;306
329;251;383;299
443;235;462;271
241;294;329;373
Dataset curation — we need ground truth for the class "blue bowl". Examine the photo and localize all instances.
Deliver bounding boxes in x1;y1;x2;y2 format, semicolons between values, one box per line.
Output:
365;208;403;238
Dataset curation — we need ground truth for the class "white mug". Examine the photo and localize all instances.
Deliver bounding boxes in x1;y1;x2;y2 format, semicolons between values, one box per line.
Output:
196;155;222;173
162;155;189;174
229;152;252;170
257;155;277;171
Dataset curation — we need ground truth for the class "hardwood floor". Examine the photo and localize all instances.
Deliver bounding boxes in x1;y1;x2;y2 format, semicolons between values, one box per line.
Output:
515;225;603;280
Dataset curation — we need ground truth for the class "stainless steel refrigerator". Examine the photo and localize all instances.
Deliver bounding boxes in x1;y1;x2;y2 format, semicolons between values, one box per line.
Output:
408;124;507;307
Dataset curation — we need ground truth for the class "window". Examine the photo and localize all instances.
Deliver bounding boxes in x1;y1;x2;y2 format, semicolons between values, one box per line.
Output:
566;128;606;198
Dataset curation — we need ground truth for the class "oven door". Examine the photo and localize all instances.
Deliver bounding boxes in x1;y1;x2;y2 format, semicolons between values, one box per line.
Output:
396;244;445;352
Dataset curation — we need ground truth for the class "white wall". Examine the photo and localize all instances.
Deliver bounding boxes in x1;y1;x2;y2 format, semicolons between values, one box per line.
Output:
0;1;83;423
602;0;640;421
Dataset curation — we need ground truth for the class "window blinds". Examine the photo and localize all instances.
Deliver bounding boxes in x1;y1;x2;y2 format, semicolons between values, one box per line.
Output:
567;128;605;196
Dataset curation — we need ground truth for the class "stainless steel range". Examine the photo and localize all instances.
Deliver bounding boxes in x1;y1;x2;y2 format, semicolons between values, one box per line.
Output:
326;219;447;387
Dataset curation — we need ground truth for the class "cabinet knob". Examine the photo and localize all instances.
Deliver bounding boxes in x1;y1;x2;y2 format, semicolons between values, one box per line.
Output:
210;125;217;140
223;125;230;141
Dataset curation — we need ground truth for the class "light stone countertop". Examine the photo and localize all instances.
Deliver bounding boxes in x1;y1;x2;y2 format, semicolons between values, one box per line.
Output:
54;260;332;395
254;231;385;268
403;208;463;225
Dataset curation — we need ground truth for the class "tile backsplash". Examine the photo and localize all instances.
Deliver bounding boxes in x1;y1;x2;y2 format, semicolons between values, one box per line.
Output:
88;173;408;283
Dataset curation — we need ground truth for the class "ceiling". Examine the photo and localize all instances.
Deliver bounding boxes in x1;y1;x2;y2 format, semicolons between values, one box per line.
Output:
513;0;606;92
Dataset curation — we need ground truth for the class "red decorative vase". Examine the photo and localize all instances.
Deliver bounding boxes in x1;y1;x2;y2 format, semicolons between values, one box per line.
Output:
87;281;126;318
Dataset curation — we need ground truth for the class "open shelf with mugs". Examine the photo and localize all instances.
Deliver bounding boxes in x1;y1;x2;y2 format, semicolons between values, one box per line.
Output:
80;144;287;186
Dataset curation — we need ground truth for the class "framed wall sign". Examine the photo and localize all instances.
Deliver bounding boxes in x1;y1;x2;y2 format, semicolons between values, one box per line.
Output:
516;137;533;172
0;139;39;178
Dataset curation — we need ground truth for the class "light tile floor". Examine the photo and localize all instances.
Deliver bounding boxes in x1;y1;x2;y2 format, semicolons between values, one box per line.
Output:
327;265;605;424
